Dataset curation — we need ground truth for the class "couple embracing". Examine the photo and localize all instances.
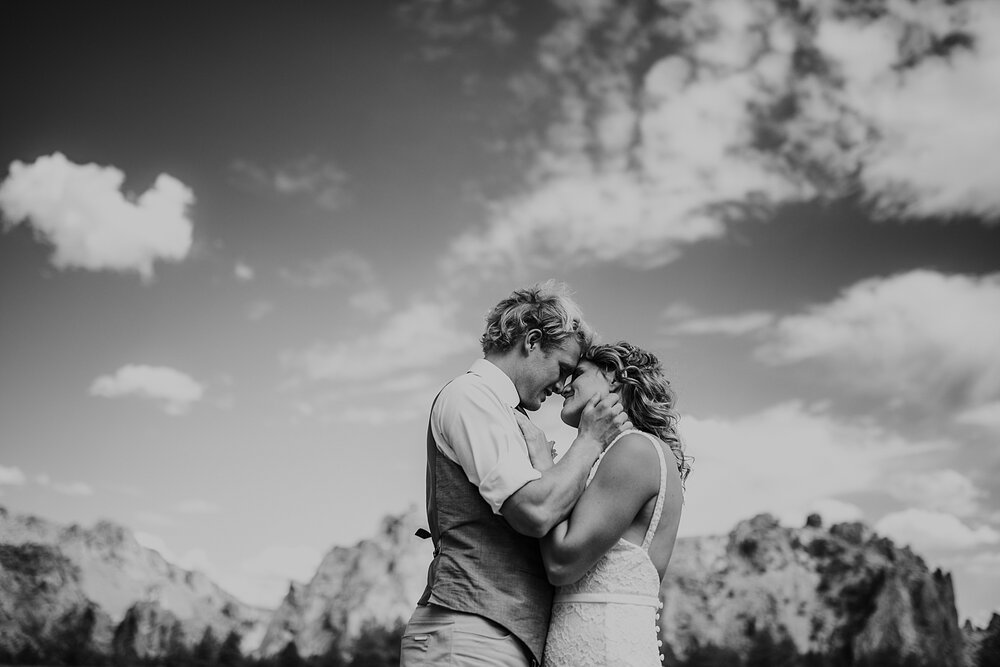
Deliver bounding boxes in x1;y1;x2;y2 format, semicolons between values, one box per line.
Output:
401;281;691;666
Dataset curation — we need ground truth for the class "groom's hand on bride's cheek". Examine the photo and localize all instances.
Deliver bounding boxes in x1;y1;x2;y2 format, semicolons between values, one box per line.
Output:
581;393;628;448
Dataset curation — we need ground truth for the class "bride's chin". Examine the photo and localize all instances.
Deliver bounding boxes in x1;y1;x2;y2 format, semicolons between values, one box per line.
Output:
560;409;580;428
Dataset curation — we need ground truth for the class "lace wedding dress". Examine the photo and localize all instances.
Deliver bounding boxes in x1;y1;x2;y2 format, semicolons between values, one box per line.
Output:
543;430;668;666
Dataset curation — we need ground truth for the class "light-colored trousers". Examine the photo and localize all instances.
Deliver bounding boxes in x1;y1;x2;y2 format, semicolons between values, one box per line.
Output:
400;604;536;667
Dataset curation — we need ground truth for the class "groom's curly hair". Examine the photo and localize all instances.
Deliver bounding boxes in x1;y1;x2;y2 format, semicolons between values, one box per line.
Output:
481;280;594;355
584;341;691;484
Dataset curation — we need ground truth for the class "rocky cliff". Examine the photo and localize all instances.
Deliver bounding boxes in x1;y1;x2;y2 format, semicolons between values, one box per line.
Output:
0;505;270;659
662;513;965;665
2;503;989;666
259;508;977;666
256;505;432;658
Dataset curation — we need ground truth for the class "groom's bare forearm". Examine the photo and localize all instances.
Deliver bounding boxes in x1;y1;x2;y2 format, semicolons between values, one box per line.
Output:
500;434;603;538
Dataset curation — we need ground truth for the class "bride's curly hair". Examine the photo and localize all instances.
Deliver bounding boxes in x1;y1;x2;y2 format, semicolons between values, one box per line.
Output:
583;341;691;484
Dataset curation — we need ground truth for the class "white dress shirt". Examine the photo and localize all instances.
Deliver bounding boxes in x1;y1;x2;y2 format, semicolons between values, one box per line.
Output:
431;358;543;514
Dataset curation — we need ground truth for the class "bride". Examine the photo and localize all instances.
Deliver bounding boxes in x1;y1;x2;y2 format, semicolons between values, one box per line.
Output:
517;341;691;666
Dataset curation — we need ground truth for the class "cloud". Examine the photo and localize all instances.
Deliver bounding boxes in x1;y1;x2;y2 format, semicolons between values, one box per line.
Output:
234;261;255;281
90;364;205;415
875;508;1000;551
328;404;427;427
0;153;194;279
280;251;391;316
885;469;985;517
678;401;947;537
55;481;94;496
663;310;775;336
957;401;1000;432
0;465;27;486
396;0;518;60
282;300;475;383
231;156;350;212
247;300;276;322
443;0;1000;278
175;499;221;514
814;0;1000;219
35;474;94;496
756;270;1000;412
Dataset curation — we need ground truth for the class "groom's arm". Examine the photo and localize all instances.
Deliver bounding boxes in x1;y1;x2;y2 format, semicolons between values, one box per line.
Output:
501;394;627;538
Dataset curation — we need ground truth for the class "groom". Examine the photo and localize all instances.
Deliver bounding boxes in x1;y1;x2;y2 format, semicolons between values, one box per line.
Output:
400;281;630;666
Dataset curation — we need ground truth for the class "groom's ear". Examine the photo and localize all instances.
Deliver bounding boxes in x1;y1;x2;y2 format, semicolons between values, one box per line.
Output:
523;329;543;354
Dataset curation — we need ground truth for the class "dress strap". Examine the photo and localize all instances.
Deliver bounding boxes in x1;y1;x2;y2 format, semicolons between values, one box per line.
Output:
638;432;667;552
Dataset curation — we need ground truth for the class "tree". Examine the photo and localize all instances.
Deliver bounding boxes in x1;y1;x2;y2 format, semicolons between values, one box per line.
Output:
348;620;404;667
745;631;799;667
218;630;245;667
162;621;190;667
278;641;305;667
678;643;741;667
193;626;221;667
976;615;1000;667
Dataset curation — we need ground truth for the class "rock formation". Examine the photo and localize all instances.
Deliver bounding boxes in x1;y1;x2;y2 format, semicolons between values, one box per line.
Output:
1;502;989;666
661;513;966;666
258;508;974;666
256;505;432;658
0;505;269;659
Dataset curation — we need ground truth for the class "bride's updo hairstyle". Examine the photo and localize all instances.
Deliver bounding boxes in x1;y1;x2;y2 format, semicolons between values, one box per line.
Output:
583;341;691;484
481;280;594;355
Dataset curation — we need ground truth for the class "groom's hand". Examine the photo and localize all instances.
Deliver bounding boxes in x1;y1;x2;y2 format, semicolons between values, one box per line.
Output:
579;393;632;449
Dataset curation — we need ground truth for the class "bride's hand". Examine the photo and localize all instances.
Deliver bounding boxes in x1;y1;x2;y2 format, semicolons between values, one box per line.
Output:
514;411;556;471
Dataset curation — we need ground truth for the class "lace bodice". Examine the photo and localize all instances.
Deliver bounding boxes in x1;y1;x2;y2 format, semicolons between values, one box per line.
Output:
543;430;668;666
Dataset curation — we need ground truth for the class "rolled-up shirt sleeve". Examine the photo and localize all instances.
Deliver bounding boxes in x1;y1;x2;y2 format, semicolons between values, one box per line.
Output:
433;381;542;514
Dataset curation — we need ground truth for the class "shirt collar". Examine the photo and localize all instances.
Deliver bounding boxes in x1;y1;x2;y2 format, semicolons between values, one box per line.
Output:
469;358;520;409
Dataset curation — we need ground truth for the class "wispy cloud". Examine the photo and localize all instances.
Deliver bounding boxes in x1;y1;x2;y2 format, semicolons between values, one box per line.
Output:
231;156;351;212
0;153;194;280
35;475;94;496
663;309;775;336
875;508;1000;551
443;0;1000;278
90;364;206;416
0;465;27;486
669;270;1000;416
956;401;1000;432
756;270;1000;413
280;251;390;315
885;469;986;518
234;261;255;281
679;401;948;537
247;300;276;322
282;300;475;384
396;0;518;60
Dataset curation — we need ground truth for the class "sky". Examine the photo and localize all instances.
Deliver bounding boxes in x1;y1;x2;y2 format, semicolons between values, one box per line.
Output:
1;0;998;624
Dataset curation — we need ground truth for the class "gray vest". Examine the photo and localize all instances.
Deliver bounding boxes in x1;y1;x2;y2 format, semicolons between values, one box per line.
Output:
418;407;553;663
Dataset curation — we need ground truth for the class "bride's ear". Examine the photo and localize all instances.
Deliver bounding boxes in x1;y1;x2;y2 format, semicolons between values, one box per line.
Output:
606;371;620;392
